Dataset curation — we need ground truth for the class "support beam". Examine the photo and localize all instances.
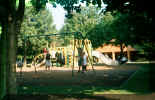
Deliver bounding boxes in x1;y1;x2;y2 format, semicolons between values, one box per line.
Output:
127;50;131;61
112;52;116;60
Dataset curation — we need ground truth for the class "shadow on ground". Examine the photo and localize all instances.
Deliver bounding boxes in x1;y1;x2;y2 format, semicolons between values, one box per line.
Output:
3;94;155;100
16;63;153;96
3;94;121;100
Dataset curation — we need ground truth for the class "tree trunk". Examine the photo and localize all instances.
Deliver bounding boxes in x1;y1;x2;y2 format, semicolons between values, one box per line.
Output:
1;18;23;97
0;22;8;100
6;20;18;94
0;20;19;98
0;0;25;97
120;43;124;58
1;15;23;97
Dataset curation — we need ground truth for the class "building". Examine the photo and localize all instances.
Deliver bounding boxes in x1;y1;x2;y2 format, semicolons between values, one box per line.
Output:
95;43;136;61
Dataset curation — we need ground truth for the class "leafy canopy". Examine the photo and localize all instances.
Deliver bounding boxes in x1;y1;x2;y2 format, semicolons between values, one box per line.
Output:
18;7;57;56
61;6;102;38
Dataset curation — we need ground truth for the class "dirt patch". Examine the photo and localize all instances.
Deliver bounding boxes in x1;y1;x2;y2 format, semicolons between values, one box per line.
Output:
16;63;140;87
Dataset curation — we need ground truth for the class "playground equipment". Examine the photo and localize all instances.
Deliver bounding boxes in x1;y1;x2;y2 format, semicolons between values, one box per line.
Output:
32;54;45;66
23;32;95;76
92;50;119;65
31;53;45;72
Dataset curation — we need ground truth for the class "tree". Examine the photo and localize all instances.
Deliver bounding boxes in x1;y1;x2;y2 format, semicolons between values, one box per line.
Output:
62;6;102;38
0;0;52;97
102;0;153;18
88;11;153;58
82;0;154;59
0;0;89;97
102;0;154;55
17;7;57;66
102;0;155;91
0;0;26;96
87;11;115;48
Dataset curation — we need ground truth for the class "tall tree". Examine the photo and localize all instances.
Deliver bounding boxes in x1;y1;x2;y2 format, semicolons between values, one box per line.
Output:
62;6;102;38
102;0;154;59
87;11;114;48
18;7;57;57
0;0;86;98
0;0;25;96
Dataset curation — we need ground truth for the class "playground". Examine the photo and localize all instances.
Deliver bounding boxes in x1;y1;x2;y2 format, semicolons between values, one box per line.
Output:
15;32;151;95
1;2;154;100
16;63;143;94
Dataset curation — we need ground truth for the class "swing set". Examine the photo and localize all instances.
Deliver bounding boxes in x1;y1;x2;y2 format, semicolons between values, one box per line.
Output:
21;32;95;76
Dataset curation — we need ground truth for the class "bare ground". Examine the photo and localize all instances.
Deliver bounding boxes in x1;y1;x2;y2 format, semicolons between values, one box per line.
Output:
10;64;151;100
16;64;140;87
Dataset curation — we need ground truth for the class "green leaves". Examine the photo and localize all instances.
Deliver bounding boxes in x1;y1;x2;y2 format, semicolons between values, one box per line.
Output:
62;6;101;39
18;7;57;56
30;0;48;11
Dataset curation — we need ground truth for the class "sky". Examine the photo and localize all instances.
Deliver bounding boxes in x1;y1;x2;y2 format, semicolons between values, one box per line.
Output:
46;3;66;30
46;2;107;31
25;0;66;30
46;2;88;30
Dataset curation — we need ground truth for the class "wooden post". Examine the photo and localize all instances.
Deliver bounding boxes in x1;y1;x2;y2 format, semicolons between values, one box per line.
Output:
112;52;116;60
127;50;131;61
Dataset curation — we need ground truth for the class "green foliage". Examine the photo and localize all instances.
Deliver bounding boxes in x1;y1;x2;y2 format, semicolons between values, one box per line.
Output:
102;0;153;18
110;12;155;59
18;7;57;56
30;0;48;11
102;0;154;59
87;10;154;53
87;11;115;48
109;13;134;45
80;0;102;7
62;6;102;38
30;0;82;17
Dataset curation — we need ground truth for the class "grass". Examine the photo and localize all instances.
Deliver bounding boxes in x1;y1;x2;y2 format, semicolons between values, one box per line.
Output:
120;64;151;94
18;85;137;95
